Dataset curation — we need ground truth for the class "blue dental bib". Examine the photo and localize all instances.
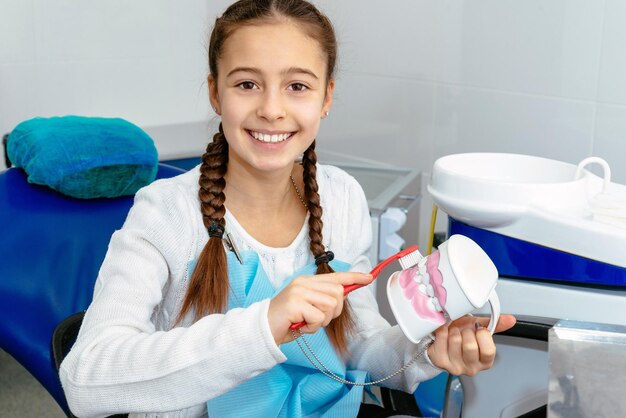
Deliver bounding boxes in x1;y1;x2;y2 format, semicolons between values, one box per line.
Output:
204;250;368;418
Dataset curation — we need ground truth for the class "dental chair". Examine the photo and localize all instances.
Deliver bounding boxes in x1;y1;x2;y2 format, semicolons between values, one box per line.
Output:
0;161;186;416
0;133;552;417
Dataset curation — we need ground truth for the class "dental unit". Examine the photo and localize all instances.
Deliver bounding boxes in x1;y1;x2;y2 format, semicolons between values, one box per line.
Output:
428;153;626;286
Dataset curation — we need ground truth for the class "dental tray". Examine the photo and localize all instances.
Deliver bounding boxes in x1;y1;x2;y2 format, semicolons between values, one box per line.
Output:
428;153;626;287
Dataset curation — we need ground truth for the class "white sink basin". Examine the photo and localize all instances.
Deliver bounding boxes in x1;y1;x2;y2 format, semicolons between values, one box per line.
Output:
427;153;626;269
428;153;595;227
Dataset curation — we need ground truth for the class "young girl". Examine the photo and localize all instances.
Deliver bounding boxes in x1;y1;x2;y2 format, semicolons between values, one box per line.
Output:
60;1;515;417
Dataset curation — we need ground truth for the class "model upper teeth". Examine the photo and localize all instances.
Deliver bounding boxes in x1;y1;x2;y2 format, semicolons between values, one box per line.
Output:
418;261;427;275
425;284;435;297
251;131;291;143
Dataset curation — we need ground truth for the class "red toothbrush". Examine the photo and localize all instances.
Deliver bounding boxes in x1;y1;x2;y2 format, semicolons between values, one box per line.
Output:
289;245;422;330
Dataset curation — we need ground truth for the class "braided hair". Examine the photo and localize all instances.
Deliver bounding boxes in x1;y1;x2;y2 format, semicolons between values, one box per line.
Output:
303;140;354;353
177;125;229;322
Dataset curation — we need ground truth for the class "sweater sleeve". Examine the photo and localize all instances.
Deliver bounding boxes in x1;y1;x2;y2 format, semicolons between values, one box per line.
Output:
59;182;286;417
336;174;443;393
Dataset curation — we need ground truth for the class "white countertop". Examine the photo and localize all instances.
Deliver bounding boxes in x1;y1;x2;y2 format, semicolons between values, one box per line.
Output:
476;277;626;326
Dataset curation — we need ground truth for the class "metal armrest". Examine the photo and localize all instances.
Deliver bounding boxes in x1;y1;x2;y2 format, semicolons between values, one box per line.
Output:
476;314;559;342
2;133;11;168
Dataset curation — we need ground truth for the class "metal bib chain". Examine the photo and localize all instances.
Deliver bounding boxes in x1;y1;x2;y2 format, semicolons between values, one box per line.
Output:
290;328;423;386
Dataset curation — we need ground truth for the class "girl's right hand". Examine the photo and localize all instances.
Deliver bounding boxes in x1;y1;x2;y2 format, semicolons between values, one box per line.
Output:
267;272;374;345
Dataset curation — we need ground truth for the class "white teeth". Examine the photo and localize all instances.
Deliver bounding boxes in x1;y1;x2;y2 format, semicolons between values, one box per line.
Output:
412;272;422;283
251;131;291;143
425;284;435;297
418;263;427;275
422;273;430;285
417;280;443;313
433;298;443;312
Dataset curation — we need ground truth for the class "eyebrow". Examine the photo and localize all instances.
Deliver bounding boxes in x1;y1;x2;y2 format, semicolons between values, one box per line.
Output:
226;66;319;80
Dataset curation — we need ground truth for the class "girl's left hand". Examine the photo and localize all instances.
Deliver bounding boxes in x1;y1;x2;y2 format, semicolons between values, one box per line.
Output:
427;314;516;376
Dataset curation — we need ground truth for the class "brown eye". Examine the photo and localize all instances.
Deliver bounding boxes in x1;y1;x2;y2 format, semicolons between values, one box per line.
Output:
289;83;308;92
238;81;257;90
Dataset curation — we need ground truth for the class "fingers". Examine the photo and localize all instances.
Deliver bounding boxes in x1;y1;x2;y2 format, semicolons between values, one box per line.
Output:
428;323;498;376
450;314;517;334
301;284;344;321
298;300;330;330
286;272;373;324
285;279;345;323
268;272;372;345
315;272;374;287
475;327;496;366
428;324;450;370
461;328;480;370
470;314;516;333
447;327;465;375
493;314;517;333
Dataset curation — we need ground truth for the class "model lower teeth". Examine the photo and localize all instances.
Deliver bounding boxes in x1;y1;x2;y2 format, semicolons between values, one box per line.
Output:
415;273;443;312
432;298;443;311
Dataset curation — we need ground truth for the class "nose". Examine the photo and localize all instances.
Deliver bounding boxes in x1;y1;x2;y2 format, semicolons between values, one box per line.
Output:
257;89;286;121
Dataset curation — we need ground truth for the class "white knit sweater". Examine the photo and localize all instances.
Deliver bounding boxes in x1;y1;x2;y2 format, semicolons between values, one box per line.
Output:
59;164;441;418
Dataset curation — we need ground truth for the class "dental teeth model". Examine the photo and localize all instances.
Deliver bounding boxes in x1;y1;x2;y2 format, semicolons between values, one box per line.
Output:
397;251;448;325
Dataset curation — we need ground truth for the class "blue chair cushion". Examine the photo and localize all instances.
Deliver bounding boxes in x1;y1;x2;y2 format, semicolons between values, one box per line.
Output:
7;116;158;199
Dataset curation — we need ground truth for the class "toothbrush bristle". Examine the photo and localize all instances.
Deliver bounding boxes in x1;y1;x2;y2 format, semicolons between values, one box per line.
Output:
398;249;423;269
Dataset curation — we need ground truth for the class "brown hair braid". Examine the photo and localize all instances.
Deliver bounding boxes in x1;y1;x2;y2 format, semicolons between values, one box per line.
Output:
177;125;229;322
303;141;355;354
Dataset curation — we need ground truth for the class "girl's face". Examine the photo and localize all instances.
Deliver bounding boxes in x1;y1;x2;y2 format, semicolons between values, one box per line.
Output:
208;21;334;175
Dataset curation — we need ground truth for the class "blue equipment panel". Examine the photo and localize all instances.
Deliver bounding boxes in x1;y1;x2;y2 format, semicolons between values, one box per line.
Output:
449;217;626;287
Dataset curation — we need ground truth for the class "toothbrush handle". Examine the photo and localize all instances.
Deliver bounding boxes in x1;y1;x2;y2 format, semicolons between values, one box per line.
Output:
289;246;419;331
342;283;363;295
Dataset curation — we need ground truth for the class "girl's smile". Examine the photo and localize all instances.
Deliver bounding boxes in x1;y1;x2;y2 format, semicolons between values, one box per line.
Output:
247;129;295;144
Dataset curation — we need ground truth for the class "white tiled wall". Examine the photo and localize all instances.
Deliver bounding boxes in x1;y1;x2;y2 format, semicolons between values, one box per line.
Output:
0;0;228;168
597;0;626;106
317;0;626;185
431;85;595;161
2;0;626;185
595;105;626;183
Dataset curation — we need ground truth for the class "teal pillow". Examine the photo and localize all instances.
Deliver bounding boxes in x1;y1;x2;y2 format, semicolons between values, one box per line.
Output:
7;116;158;199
